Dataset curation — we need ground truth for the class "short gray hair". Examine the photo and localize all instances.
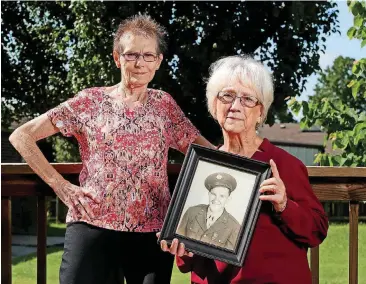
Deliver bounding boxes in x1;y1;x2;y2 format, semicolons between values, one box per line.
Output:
113;14;167;54
206;55;274;124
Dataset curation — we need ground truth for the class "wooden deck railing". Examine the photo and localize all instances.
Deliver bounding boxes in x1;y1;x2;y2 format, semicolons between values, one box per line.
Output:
1;164;366;284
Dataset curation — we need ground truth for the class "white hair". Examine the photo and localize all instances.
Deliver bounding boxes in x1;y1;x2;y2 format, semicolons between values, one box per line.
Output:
206;55;274;124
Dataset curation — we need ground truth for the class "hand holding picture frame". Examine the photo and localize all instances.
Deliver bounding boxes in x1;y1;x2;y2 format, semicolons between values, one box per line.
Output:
158;144;272;266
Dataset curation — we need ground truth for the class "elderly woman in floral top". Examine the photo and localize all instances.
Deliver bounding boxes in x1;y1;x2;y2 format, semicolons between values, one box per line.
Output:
10;15;212;284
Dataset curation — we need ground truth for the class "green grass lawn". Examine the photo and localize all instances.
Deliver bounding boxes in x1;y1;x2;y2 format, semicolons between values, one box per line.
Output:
12;223;366;284
317;223;366;284
46;222;67;237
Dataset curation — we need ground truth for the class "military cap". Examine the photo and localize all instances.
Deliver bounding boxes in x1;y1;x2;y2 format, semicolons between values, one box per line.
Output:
204;172;237;193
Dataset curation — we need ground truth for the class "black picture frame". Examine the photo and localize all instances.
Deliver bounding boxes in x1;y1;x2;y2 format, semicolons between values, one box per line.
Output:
158;144;272;266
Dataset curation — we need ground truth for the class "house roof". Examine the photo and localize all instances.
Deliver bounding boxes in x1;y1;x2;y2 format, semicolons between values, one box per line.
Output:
258;123;325;148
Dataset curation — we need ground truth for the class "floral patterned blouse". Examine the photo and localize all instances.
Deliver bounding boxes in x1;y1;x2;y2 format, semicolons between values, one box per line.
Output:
47;87;200;232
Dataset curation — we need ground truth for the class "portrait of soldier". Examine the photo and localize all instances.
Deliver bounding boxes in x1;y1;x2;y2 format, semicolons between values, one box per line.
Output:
176;172;240;250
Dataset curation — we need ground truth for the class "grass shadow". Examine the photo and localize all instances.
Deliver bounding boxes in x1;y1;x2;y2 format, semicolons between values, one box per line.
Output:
12;246;64;266
47;222;67;237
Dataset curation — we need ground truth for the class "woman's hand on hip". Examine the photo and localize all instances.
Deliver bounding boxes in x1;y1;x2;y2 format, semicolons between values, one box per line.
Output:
156;233;194;258
259;159;287;213
56;180;101;220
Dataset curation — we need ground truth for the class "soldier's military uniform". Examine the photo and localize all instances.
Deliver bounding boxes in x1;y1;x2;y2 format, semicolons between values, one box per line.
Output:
177;204;240;250
176;172;240;250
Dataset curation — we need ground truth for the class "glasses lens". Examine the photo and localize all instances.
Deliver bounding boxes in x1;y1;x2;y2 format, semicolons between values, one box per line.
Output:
124;53;137;61
241;96;258;107
219;93;235;103
240;97;257;107
143;53;157;62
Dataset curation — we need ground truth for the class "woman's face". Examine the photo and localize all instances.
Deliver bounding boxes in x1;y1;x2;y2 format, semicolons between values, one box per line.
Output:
216;81;262;134
113;32;163;88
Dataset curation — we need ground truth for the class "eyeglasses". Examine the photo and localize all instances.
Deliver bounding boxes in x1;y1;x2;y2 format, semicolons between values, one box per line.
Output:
121;52;158;62
217;92;260;108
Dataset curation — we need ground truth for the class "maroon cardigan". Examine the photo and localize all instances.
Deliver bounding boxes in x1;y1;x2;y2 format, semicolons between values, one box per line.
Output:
176;138;328;284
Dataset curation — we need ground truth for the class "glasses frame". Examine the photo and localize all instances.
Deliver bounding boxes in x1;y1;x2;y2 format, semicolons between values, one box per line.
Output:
121;52;159;62
217;92;261;108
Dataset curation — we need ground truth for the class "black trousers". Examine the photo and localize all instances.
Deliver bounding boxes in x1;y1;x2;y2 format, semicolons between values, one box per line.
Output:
59;222;174;284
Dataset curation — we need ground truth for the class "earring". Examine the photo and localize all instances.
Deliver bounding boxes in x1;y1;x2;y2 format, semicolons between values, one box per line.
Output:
255;118;261;130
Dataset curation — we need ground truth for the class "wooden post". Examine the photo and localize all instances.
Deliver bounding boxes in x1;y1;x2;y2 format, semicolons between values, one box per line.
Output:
1;197;12;284
310;246;319;284
37;195;47;284
349;201;359;284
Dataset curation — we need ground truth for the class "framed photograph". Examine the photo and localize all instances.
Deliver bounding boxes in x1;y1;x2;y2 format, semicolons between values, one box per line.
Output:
159;144;272;266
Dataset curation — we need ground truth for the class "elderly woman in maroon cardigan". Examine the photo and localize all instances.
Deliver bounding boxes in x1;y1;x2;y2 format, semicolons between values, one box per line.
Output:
161;55;328;284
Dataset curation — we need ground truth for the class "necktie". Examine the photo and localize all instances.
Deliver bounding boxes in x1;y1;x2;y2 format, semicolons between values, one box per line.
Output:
206;214;215;229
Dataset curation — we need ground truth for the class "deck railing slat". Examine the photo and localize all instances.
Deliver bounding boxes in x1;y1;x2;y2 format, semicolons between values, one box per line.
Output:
349;201;359;284
1;197;12;284
37;195;47;284
310;246;320;284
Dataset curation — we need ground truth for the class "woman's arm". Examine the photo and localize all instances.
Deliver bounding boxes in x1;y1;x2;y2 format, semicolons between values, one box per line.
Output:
276;162;328;247
260;158;328;247
193;135;215;149
9;114;65;190
179;135;215;154
9;114;100;219
163;92;215;153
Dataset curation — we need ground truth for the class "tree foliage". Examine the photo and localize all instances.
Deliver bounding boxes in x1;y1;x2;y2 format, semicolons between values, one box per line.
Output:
312;56;365;112
347;0;366;100
2;1;339;161
290;1;366;167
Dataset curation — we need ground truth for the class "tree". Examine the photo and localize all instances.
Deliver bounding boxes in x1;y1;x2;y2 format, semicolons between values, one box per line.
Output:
289;1;366;167
2;1;339;161
312;56;365;112
1;2;72;123
347;0;366;98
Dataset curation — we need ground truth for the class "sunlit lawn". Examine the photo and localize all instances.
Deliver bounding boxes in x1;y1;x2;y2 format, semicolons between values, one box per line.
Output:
317;223;366;284
12;223;366;284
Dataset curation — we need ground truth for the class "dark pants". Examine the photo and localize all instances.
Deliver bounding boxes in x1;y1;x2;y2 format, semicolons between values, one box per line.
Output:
60;222;174;284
